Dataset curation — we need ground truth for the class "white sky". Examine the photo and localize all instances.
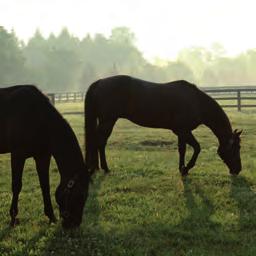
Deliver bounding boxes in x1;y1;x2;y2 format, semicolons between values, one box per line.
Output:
0;0;255;60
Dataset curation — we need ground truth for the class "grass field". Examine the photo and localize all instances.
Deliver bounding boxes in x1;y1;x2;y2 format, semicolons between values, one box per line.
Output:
0;103;256;256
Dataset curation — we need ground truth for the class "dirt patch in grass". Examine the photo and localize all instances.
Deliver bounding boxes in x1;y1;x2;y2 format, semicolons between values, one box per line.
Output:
140;140;174;147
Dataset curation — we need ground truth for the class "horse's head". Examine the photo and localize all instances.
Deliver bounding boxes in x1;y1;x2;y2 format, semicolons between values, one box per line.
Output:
217;129;242;175
55;171;89;229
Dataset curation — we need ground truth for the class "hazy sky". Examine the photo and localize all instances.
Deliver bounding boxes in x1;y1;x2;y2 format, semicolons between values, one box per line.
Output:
0;0;255;60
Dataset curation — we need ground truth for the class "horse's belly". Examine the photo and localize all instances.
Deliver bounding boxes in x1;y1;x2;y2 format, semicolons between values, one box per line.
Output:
0;130;10;153
0;147;9;154
127;110;201;131
0;130;49;157
127;115;171;129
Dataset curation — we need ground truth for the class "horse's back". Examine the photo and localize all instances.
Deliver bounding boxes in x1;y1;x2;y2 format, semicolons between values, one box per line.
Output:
0;85;55;154
87;75;134;118
87;75;209;130
0;85;54;123
0;85;49;110
89;75;201;103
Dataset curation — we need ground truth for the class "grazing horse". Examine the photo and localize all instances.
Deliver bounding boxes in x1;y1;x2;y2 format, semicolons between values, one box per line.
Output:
0;85;90;229
85;75;242;176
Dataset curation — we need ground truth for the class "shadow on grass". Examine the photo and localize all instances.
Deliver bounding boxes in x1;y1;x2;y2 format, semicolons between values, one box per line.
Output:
0;226;12;254
39;173;107;256
230;175;256;255
0;216;56;255
6;173;255;256
0;174;106;255
103;176;232;256
39;175;237;255
0;226;11;241
93;175;255;256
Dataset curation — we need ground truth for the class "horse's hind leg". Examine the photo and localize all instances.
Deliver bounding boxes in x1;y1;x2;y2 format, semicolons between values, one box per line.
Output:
9;153;25;227
178;135;187;175
86;143;99;173
34;154;57;224
97;119;116;173
185;132;201;171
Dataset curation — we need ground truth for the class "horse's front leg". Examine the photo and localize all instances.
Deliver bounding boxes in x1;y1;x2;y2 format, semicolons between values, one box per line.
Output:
177;132;201;176
34;154;57;224
10;153;25;227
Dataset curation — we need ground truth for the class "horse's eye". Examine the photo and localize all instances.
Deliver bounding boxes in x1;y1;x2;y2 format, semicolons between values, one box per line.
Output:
67;180;75;188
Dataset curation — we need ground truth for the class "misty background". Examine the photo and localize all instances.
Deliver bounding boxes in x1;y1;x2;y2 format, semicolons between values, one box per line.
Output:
1;25;256;92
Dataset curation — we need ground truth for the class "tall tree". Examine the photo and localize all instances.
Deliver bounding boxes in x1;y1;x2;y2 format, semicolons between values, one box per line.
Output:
165;61;195;82
178;47;212;83
23;29;49;88
0;26;25;85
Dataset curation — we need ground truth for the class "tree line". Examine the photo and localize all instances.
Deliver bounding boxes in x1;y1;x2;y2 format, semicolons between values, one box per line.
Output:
1;25;256;92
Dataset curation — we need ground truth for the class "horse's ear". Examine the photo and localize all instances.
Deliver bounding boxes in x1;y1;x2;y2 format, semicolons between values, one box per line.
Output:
234;129;243;137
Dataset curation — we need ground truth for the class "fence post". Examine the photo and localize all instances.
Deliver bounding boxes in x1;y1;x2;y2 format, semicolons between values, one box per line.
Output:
47;93;55;105
237;90;241;111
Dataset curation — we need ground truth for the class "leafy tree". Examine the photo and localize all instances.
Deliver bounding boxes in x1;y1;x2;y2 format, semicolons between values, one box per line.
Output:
79;62;97;90
200;68;219;85
137;63;166;82
164;61;195;82
109;27;145;76
23;29;49;88
110;27;136;46
178;47;212;83
44;28;81;91
24;28;81;91
2;24;256;91
0;26;25;85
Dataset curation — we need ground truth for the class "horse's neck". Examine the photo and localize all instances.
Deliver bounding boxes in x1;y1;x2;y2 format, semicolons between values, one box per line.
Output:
202;99;233;146
51;119;85;181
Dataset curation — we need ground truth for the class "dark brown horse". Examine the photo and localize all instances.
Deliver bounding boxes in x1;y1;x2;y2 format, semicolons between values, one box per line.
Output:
0;85;90;229
85;75;242;176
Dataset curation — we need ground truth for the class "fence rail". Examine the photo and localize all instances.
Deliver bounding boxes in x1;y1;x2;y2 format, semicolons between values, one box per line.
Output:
47;86;256;113
203;86;256;111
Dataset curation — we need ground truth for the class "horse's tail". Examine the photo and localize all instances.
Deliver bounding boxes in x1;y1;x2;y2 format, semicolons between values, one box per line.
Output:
84;80;100;174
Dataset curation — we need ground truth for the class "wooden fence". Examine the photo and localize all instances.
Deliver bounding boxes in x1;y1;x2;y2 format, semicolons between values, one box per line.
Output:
47;92;85;104
203;86;256;111
47;86;256;114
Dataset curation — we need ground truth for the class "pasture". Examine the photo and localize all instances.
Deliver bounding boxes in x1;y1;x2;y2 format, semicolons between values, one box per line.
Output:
0;102;256;256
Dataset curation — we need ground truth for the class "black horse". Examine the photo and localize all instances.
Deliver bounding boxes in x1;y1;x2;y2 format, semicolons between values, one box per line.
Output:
0;85;90;229
85;75;242;176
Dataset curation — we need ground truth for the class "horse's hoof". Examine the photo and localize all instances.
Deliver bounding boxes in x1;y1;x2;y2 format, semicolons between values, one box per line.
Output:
92;165;99;171
181;172;189;178
49;216;57;224
88;167;98;175
104;169;110;175
10;218;20;227
180;166;189;177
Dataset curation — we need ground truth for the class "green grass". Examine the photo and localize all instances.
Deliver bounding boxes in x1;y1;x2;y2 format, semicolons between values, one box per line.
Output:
0;104;256;255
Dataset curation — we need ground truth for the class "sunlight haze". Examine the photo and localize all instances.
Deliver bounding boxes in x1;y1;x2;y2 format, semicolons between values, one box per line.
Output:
0;0;255;60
